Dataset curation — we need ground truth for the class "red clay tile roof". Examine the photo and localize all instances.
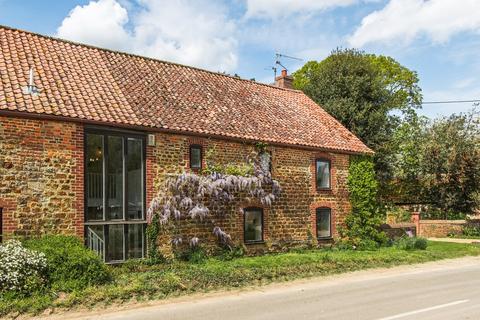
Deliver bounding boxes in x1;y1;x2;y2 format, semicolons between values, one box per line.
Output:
0;25;371;154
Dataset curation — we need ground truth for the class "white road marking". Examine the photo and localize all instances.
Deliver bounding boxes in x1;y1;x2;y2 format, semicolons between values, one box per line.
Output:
377;299;470;320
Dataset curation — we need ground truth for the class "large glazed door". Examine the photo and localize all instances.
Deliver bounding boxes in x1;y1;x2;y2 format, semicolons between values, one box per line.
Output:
84;130;146;262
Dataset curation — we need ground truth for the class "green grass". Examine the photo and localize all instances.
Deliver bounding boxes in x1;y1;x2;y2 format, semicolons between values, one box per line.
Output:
2;241;480;316
448;234;480;239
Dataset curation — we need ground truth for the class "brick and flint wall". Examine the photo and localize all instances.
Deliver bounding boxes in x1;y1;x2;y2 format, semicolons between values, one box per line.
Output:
0;116;351;250
0;116;84;238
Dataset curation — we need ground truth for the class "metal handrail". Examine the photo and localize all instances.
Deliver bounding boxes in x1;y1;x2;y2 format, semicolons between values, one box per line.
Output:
87;227;105;261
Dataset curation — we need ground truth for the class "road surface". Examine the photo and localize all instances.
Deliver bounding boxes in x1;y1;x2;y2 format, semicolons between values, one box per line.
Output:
53;256;480;320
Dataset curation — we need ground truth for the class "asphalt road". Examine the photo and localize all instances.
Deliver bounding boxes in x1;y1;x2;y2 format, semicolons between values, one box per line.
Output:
65;257;480;320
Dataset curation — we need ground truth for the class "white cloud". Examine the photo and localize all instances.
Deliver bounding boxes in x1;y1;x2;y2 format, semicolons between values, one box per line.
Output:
57;0;131;51
349;0;480;47
57;0;238;72
244;0;358;19
133;0;237;72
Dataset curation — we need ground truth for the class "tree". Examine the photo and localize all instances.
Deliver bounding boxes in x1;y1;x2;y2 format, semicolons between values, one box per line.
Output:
388;113;428;203
293;49;422;193
421;109;480;214
389;109;480;215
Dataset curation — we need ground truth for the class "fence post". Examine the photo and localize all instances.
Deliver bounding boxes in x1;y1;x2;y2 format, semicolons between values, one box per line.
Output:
411;211;420;236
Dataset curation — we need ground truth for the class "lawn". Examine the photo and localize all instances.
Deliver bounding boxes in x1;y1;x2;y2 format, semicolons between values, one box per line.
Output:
2;241;480;317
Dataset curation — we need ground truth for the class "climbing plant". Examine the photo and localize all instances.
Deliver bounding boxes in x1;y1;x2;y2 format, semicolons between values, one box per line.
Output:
340;155;388;249
147;146;281;252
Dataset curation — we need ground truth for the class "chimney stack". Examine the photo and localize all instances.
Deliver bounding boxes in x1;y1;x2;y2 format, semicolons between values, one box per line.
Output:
274;69;293;89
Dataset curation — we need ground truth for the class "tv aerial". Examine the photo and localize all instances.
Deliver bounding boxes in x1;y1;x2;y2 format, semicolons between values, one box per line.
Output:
267;53;303;82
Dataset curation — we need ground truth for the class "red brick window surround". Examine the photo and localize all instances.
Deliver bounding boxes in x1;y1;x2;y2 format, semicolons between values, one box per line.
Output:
315;207;332;239
189;144;203;171
243;207;264;244
310;202;336;239
315;158;331;190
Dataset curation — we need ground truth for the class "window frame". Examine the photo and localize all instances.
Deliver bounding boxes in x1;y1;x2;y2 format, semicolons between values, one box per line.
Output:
243;207;264;244
84;128;147;263
189;144;203;170
315;158;332;190
315;207;332;239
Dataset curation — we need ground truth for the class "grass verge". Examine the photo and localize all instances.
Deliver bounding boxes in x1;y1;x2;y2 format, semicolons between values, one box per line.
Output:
2;241;480;317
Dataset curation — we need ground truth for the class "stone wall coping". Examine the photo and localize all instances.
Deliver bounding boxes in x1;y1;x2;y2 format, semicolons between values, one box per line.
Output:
419;220;466;225
388;222;416;228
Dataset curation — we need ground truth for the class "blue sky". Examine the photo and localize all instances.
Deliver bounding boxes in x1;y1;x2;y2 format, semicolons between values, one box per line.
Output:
1;0;479;118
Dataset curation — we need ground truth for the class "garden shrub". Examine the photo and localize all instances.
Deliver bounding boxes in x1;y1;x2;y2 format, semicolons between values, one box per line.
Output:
421;209;466;220
395;237;428;250
175;245;207;263
0;240;47;295
340;156;388;248
216;245;245;261
462;224;480;237
24;235;111;292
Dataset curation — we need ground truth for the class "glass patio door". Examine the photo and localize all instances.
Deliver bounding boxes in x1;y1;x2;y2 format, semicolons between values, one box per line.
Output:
84;130;146;262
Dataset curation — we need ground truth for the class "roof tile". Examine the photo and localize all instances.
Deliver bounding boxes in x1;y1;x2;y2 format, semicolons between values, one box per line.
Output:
0;26;372;154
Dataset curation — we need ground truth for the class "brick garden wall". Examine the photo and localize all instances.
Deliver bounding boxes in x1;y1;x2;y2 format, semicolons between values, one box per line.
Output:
0;116;352;253
0;116;84;238
417;220;465;238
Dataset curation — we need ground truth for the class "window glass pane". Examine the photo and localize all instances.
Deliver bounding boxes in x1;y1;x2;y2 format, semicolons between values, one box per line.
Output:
107;136;124;220
107;224;124;261
244;209;263;242
86;134;104;221
259;151;272;174
190;146;201;169
128;224;144;259
127;138;143;220
316;208;331;238
86;225;105;260
316;160;330;189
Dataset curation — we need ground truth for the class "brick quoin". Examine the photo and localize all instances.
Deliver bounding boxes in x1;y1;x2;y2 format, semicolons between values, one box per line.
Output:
1;116;352;252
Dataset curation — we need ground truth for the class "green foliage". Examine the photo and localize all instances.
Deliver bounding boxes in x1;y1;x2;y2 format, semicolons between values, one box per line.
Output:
421;209;466;220
293;49;422;194
462;224;480;237
3;241;480;316
174;246;207;264
202;144;254;176
23;235;111;292
395;237;428;250
386;206;412;223
216;245;245;261
421;110;480;214
388;113;428;202
341;156;388;248
146;214;163;263
254;142;269;153
390;109;480;214
0;291;55;316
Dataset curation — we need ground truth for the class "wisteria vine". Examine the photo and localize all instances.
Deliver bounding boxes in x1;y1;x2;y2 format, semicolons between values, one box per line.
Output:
147;155;281;249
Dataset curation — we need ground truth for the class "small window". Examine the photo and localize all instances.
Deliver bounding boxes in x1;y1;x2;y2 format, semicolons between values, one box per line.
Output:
258;151;272;174
316;208;332;239
244;207;263;243
190;145;202;169
316;159;331;189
